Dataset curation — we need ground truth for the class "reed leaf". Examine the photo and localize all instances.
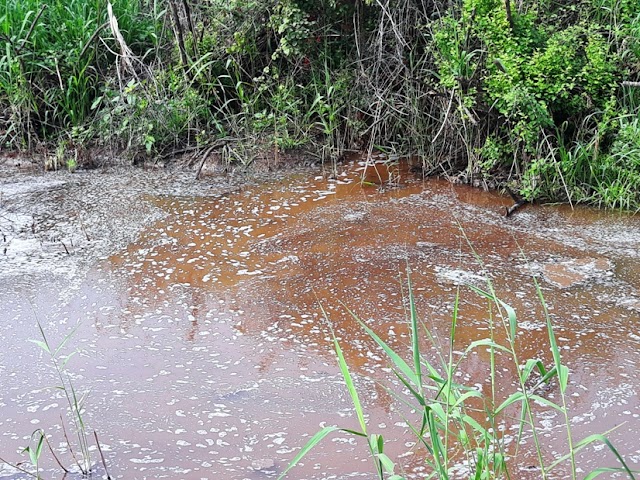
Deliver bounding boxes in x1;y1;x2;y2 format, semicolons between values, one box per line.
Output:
276;426;340;480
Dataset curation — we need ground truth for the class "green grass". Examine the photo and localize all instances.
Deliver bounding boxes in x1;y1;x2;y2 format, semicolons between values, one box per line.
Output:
0;0;157;149
280;268;638;480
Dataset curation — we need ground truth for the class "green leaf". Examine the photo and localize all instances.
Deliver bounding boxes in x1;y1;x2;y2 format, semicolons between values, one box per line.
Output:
460;414;487;436
376;434;384;454
277;426;339;479
394;371;426;407
465;338;511;355
466;286;517;340
539;366;558;384
90;95;102;110
453;389;483;408
427;402;447;424
333;333;367;435
584;468;635;480
501;300;518;343
558;364;569;393
528;394;564;412
60;350;78;369
29;339;51;354
407;269;423;391
550;432;637;479
521;358;548;384
321;303;366;435
495;391;524;415
376;452;396;474
23;430;44;467
343;305;419;387
35;432;44;460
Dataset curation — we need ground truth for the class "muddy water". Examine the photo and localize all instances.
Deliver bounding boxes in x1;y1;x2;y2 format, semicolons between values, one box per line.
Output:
1;160;639;479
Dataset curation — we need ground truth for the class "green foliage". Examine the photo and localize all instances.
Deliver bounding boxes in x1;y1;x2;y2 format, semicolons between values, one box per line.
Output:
1;0;640;208
268;0;314;60
92;72;219;158
515;113;640;209
0;0;157;149
430;0;640;207
594;117;640;209
22;430;45;477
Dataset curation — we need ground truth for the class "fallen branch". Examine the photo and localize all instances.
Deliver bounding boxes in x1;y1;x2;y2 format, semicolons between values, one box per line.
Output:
622;81;640;87
504;185;527;217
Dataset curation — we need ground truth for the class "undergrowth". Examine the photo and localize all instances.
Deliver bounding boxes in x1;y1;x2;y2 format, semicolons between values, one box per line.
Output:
1;0;640;209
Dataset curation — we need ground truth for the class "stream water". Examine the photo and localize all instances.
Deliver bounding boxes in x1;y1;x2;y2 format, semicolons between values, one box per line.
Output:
1;159;639;479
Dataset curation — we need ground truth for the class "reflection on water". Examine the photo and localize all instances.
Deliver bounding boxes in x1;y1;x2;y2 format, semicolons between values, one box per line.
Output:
1;160;639;479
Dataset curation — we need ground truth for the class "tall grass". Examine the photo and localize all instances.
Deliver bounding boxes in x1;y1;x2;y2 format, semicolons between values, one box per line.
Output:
0;0;157;149
279;270;637;479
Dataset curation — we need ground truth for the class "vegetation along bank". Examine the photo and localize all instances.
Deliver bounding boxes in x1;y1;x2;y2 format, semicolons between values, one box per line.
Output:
1;0;639;209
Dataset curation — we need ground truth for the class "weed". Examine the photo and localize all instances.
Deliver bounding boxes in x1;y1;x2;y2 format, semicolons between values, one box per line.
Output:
0;0;157;150
29;321;93;475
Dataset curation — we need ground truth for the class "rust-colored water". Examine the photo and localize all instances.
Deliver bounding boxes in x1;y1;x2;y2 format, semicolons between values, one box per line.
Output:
1;160;639;479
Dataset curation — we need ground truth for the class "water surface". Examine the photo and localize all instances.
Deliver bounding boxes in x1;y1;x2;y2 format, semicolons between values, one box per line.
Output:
1;160;639;479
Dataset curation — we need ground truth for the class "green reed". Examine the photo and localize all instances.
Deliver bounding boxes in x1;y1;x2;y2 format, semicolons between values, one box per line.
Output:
30;321;92;475
279;268;637;480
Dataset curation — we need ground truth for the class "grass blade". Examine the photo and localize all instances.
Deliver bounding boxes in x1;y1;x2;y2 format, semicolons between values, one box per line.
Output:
333;332;367;435
277;426;340;480
495;391;525;415
320;302;367;435
343;304;419;387
549;432;637;479
407;269;423;391
466;285;517;340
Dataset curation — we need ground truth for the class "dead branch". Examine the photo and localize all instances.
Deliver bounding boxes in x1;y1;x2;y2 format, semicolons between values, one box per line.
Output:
16;4;47;54
195;139;232;180
94;431;112;480
505;185;527;217
107;1;138;80
168;0;189;68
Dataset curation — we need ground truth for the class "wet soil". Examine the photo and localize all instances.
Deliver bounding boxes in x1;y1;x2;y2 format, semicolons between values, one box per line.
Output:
0;159;639;479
